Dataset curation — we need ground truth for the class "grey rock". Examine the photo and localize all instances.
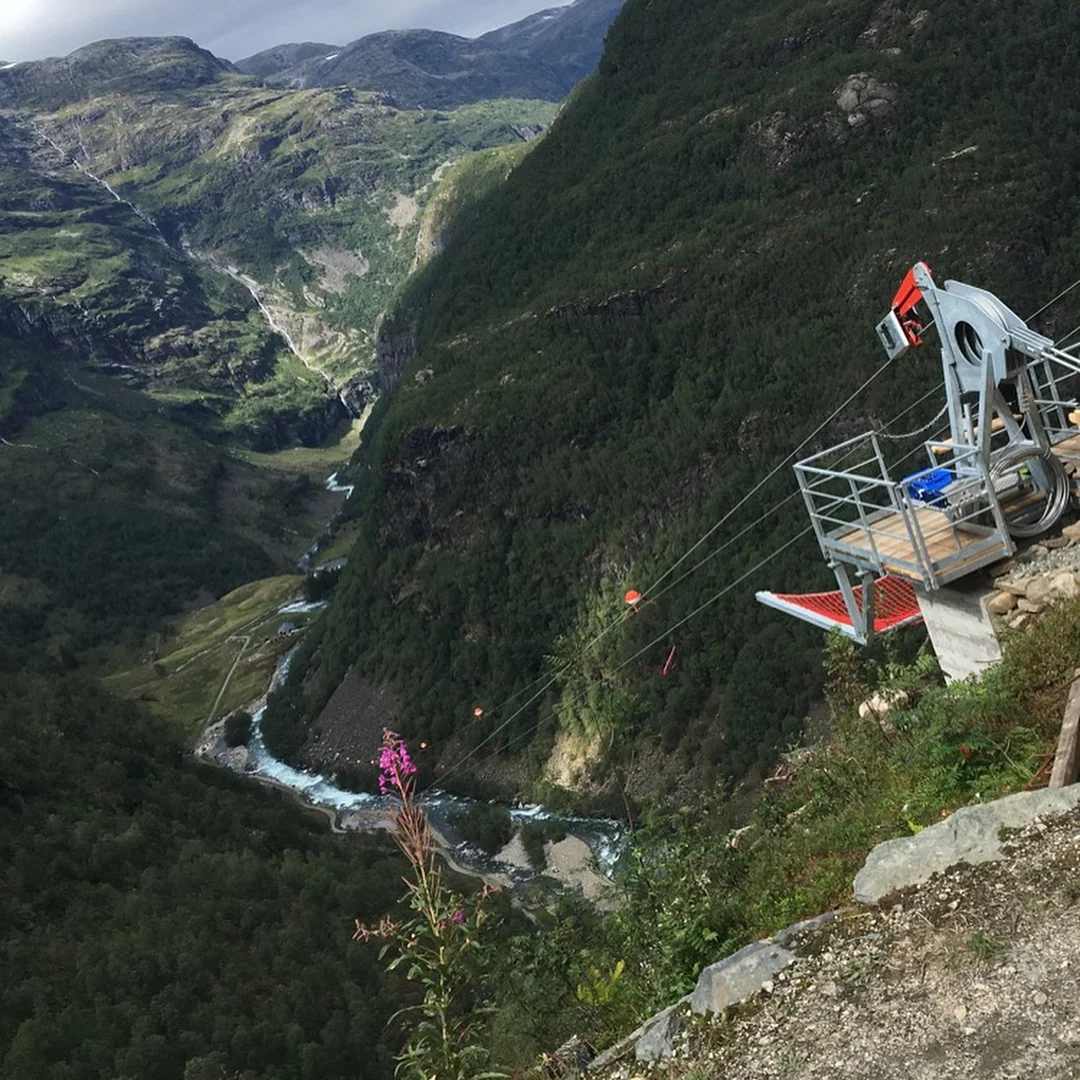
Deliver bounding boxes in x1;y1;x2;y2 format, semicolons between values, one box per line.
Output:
635;1004;684;1062
689;941;796;1014
588;1001;687;1071
854;784;1080;904
772;908;839;947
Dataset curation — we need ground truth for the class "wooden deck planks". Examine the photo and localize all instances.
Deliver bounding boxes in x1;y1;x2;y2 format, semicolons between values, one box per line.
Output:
1052;433;1080;458
832;507;1005;579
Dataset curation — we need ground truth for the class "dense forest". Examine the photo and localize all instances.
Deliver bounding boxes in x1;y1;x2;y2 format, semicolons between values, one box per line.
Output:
0;656;416;1079
267;0;1080;785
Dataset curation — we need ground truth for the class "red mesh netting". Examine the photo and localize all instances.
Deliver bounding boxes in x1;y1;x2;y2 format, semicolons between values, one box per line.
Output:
771;575;922;633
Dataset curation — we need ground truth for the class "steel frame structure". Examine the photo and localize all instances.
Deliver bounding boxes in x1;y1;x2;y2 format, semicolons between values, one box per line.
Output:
762;263;1080;643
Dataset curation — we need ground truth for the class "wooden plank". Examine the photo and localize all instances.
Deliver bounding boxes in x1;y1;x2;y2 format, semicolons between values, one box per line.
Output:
832;507;1008;583
1052;433;1080;458
1049;671;1080;789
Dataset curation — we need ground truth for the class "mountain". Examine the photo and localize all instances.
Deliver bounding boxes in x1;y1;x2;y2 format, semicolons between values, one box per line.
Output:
0;111;339;448
0;37;232;110
265;0;1080;795
234;0;624;106
247;29;567;107
479;0;624;85
23;91;552;401
0;36;555;657
233;41;341;78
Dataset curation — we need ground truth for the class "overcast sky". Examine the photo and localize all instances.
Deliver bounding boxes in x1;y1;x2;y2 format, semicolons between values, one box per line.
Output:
1;0;571;64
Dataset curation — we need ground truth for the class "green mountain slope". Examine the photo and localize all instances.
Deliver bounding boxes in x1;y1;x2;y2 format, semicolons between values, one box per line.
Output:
268;0;1080;787
0;112;337;448
10;76;555;408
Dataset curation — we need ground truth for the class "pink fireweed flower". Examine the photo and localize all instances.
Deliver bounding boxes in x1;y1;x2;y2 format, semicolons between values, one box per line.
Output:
378;730;418;796
451;909;465;924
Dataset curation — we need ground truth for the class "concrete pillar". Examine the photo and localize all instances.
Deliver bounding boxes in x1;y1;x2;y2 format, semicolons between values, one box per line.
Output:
914;577;1002;682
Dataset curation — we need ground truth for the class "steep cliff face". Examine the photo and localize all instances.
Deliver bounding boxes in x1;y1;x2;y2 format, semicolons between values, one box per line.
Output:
1;72;554;446
32;94;550;360
270;0;1080;786
0;112;339;448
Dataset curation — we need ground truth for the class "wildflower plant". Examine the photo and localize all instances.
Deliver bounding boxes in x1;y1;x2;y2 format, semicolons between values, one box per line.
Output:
355;730;503;1080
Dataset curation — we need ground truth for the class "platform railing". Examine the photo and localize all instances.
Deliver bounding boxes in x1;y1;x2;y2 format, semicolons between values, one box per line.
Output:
1029;357;1080;446
795;434;1011;588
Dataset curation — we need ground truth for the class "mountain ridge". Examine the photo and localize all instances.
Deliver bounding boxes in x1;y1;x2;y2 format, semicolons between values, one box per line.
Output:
0;36;232;110
234;0;623;105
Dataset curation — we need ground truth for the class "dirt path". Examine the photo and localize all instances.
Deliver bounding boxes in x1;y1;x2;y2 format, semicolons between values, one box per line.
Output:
620;809;1080;1079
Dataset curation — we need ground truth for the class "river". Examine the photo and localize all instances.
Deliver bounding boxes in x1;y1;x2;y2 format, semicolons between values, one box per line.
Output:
218;482;627;884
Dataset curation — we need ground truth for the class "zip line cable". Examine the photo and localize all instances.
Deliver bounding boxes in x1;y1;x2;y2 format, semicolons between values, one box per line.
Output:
427;348;952;776
471;414;958;767
428;276;1080;781
434;527;815;789
631;349;906;604
1027;275;1080;323
433;277;1080;780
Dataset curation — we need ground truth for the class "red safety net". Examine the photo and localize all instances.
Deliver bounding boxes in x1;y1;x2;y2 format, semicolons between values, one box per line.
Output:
769;575;922;634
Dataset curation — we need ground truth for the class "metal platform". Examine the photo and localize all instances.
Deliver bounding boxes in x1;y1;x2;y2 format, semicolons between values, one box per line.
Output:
757;575;923;639
760;262;1080;645
796;435;1013;590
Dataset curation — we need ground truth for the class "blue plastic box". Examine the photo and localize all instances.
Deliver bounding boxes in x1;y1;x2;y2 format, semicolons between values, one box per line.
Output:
905;468;953;506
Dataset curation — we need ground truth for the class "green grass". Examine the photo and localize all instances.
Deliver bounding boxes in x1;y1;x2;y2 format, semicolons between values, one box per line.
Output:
232;413;366;473
312;518;364;565
104;574;304;738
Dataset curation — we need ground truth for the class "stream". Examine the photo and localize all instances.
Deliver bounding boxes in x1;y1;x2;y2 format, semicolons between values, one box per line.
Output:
213;470;627;885
236;648;626;883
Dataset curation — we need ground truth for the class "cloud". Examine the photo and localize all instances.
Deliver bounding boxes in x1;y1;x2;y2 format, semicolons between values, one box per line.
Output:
0;0;570;63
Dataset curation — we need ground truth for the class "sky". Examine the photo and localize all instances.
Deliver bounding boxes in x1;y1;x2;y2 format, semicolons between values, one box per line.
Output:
0;0;571;64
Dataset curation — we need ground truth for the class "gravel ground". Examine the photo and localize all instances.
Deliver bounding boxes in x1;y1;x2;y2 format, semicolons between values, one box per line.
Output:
995;526;1080;585
596;809;1080;1080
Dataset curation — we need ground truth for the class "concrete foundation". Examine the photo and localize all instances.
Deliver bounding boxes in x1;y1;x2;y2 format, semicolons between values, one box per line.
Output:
914;577;1002;682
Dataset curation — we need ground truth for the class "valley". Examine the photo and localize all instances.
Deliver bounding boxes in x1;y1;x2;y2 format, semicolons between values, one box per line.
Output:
6;0;1080;1077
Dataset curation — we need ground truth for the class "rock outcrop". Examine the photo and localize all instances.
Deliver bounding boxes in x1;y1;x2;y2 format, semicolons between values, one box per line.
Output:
835;73;899;130
853;784;1080;904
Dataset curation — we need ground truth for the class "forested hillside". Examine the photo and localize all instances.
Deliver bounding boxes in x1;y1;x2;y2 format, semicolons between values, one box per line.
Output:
0;660;414;1079
267;0;1080;789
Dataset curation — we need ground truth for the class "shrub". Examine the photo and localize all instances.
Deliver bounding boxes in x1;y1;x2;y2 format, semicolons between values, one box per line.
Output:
451;803;514;855
223;710;252;748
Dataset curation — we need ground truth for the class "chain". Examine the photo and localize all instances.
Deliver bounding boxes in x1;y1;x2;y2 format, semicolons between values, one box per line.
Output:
875;400;950;441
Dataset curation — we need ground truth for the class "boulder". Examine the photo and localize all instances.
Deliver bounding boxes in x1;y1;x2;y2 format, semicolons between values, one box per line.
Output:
1025;576;1055;606
1061;521;1080;541
689;941;796;1014
1018;598;1044;614
635;1004;684;1062
987;590;1017;615
588;1003;681;1071
997;578;1031;597
853;784;1080;904
858;688;910;721
1051;572;1080;601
